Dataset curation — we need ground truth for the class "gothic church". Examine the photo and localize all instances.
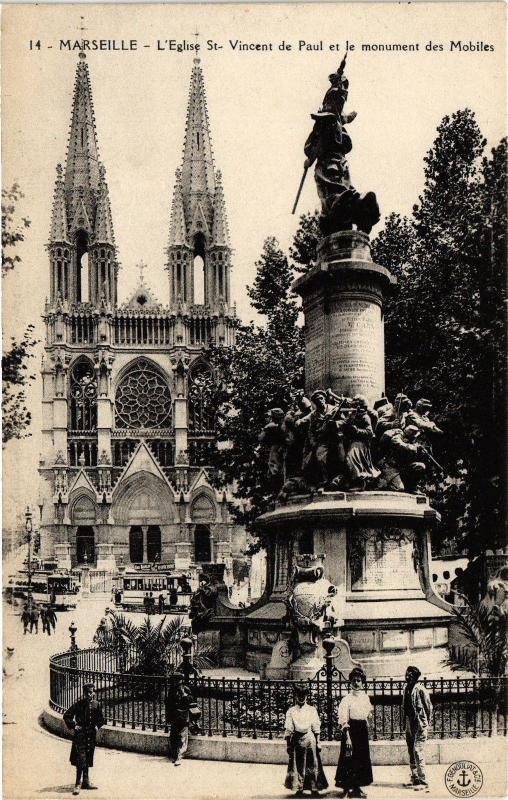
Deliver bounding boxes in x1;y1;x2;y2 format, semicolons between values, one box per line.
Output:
39;54;244;576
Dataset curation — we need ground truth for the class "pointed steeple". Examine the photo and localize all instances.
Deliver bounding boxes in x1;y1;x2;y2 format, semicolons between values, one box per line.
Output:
49;164;69;243
93;164;116;245
180;58;216;234
64;52;101;232
168;169;188;248
211;170;230;248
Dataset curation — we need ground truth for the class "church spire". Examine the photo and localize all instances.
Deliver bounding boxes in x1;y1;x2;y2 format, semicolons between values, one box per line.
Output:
166;59;233;311
64;52;101;233
48;53;118;307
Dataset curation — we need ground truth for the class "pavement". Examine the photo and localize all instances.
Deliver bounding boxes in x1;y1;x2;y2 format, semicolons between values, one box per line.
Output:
2;596;506;800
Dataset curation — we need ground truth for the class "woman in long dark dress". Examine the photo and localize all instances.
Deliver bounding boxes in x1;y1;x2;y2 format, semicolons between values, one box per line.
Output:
335;667;373;798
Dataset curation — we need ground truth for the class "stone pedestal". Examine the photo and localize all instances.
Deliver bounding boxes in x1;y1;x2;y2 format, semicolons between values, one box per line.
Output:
96;542;117;572
80;565;91;597
293;231;395;407
253;492;452;678
175;542;192;570
55;542;72;571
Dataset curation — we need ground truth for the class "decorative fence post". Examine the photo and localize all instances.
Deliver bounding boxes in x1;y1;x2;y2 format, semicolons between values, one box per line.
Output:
323;635;336;741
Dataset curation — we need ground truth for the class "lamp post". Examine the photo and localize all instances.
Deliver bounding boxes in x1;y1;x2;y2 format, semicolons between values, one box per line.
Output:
25;506;33;599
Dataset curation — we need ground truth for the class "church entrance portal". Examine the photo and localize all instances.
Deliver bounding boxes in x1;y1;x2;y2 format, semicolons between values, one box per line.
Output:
194;525;211;563
76;526;95;564
147;526;161;562
129;526;144;563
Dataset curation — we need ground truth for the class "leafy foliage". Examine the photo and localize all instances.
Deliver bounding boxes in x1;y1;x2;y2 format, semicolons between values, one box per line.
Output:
446;602;508;677
372;114;506;553
2;183;31;275
2;325;38;444
93;611;217;676
2;183;37;445
206;236;305;541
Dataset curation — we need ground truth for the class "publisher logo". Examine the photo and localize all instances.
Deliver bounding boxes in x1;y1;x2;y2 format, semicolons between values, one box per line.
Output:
445;761;483;797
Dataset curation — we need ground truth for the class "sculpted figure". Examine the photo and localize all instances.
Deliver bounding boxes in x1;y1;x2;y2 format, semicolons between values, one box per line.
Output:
259;407;286;488
300;390;338;489
406;398;443;447
377;424;426;493
343;396;380;490
303;60;380;236
283;394;313;480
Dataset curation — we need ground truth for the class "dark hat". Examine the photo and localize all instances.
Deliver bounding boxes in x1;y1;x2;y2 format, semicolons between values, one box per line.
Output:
404;425;420;438
406;665;421;679
294;683;309;697
374;397;390;411
83;682;95;690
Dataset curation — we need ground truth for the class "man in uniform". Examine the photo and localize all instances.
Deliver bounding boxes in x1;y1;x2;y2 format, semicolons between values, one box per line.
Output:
377;425;427;493
165;672;194;766
63;682;105;794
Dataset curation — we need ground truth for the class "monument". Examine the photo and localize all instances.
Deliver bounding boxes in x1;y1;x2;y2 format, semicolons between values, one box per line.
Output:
192;57;452;678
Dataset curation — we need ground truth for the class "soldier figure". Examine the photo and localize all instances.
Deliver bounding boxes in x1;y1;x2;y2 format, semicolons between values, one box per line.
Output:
259;407;287;488
377;425;427;493
406;399;443;447
300;390;337;489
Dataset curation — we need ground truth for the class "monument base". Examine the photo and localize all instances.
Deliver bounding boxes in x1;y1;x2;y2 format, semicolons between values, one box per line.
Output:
245;491;452;679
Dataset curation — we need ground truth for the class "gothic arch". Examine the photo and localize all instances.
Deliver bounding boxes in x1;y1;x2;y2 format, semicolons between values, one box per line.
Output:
114;358;172;430
113;471;176;525
190;491;216;523
69;490;97;525
188;360;215;434
68;357;97;431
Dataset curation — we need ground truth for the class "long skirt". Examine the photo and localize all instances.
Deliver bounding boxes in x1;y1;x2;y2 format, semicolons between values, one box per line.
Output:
70;729;97;769
335;720;373;788
285;731;328;793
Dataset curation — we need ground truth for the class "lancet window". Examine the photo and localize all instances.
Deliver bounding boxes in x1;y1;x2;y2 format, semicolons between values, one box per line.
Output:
69;359;97;431
188;362;215;434
115;359;172;430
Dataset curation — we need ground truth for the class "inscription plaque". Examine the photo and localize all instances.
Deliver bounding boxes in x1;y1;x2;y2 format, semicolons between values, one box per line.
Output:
413;628;434;649
329;299;384;405
351;532;421;591
347;630;376;653
434;627;449;646
381;629;409;651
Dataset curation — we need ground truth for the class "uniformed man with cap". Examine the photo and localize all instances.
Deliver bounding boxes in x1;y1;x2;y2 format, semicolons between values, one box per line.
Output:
406;399;443;447
165;672;195;765
63;682;105;794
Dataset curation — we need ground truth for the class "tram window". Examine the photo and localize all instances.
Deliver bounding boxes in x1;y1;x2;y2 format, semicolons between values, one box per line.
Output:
137;579;143;590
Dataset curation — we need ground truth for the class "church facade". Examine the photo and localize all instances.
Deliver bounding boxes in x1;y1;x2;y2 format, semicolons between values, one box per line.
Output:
39;55;245;577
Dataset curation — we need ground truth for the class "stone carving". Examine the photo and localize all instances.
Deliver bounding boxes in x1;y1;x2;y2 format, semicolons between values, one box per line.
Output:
287;554;339;634
261;389;445;496
189;575;221;632
302;56;380;236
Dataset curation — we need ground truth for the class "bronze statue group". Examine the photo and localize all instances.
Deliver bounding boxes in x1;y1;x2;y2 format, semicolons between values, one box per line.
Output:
284;666;433;799
259;391;443;499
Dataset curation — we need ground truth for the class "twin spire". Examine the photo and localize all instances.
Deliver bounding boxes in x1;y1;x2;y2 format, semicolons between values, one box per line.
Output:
49;54;231;309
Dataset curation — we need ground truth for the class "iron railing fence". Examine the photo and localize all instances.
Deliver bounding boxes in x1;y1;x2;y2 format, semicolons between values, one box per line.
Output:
49;648;508;741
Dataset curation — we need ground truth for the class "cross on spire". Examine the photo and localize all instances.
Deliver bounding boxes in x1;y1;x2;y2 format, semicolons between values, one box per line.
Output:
137;260;148;284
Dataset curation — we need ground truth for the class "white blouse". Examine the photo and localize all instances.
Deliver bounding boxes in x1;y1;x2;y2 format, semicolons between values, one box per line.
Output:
337;690;373;727
284;703;321;737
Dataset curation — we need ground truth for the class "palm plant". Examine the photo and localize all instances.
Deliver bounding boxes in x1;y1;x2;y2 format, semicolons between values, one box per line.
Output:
93;611;217;676
446;601;507;677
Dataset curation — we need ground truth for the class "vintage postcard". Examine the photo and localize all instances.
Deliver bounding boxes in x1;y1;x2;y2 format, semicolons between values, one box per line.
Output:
2;3;506;800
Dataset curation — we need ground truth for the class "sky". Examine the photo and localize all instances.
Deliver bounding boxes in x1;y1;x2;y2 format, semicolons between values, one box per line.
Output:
2;2;506;529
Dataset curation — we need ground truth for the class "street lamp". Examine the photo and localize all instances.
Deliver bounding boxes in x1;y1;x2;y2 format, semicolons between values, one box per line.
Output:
25;506;33;598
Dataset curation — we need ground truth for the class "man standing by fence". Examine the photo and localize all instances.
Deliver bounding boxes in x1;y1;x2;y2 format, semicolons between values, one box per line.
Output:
402;666;433;791
165;672;194;766
63;682;105;795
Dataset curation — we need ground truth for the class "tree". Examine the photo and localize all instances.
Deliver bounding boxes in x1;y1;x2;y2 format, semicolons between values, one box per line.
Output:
371;114;506;554
206;237;305;538
2;325;37;445
2;183;31;275
447;603;507;677
2;182;37;445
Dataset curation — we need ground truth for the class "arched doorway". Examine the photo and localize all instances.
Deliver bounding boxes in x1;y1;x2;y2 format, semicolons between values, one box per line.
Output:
194;525;211;563
147;526;161;563
76;526;95;564
129;526;143;563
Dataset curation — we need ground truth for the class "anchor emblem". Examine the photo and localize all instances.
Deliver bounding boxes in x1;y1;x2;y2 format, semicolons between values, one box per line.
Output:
457;770;472;788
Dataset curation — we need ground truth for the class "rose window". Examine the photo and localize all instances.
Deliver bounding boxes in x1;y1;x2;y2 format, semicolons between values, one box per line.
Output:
115;360;172;429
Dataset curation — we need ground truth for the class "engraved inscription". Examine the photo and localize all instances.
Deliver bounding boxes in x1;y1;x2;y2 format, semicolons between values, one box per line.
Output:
305;306;325;391
329;299;383;403
352;533;421;591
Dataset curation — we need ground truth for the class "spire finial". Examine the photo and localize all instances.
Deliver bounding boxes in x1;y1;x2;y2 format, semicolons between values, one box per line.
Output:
79;16;87;56
137;260;148;284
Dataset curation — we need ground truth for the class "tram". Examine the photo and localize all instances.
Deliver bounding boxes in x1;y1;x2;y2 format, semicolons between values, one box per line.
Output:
5;570;81;610
113;569;196;613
